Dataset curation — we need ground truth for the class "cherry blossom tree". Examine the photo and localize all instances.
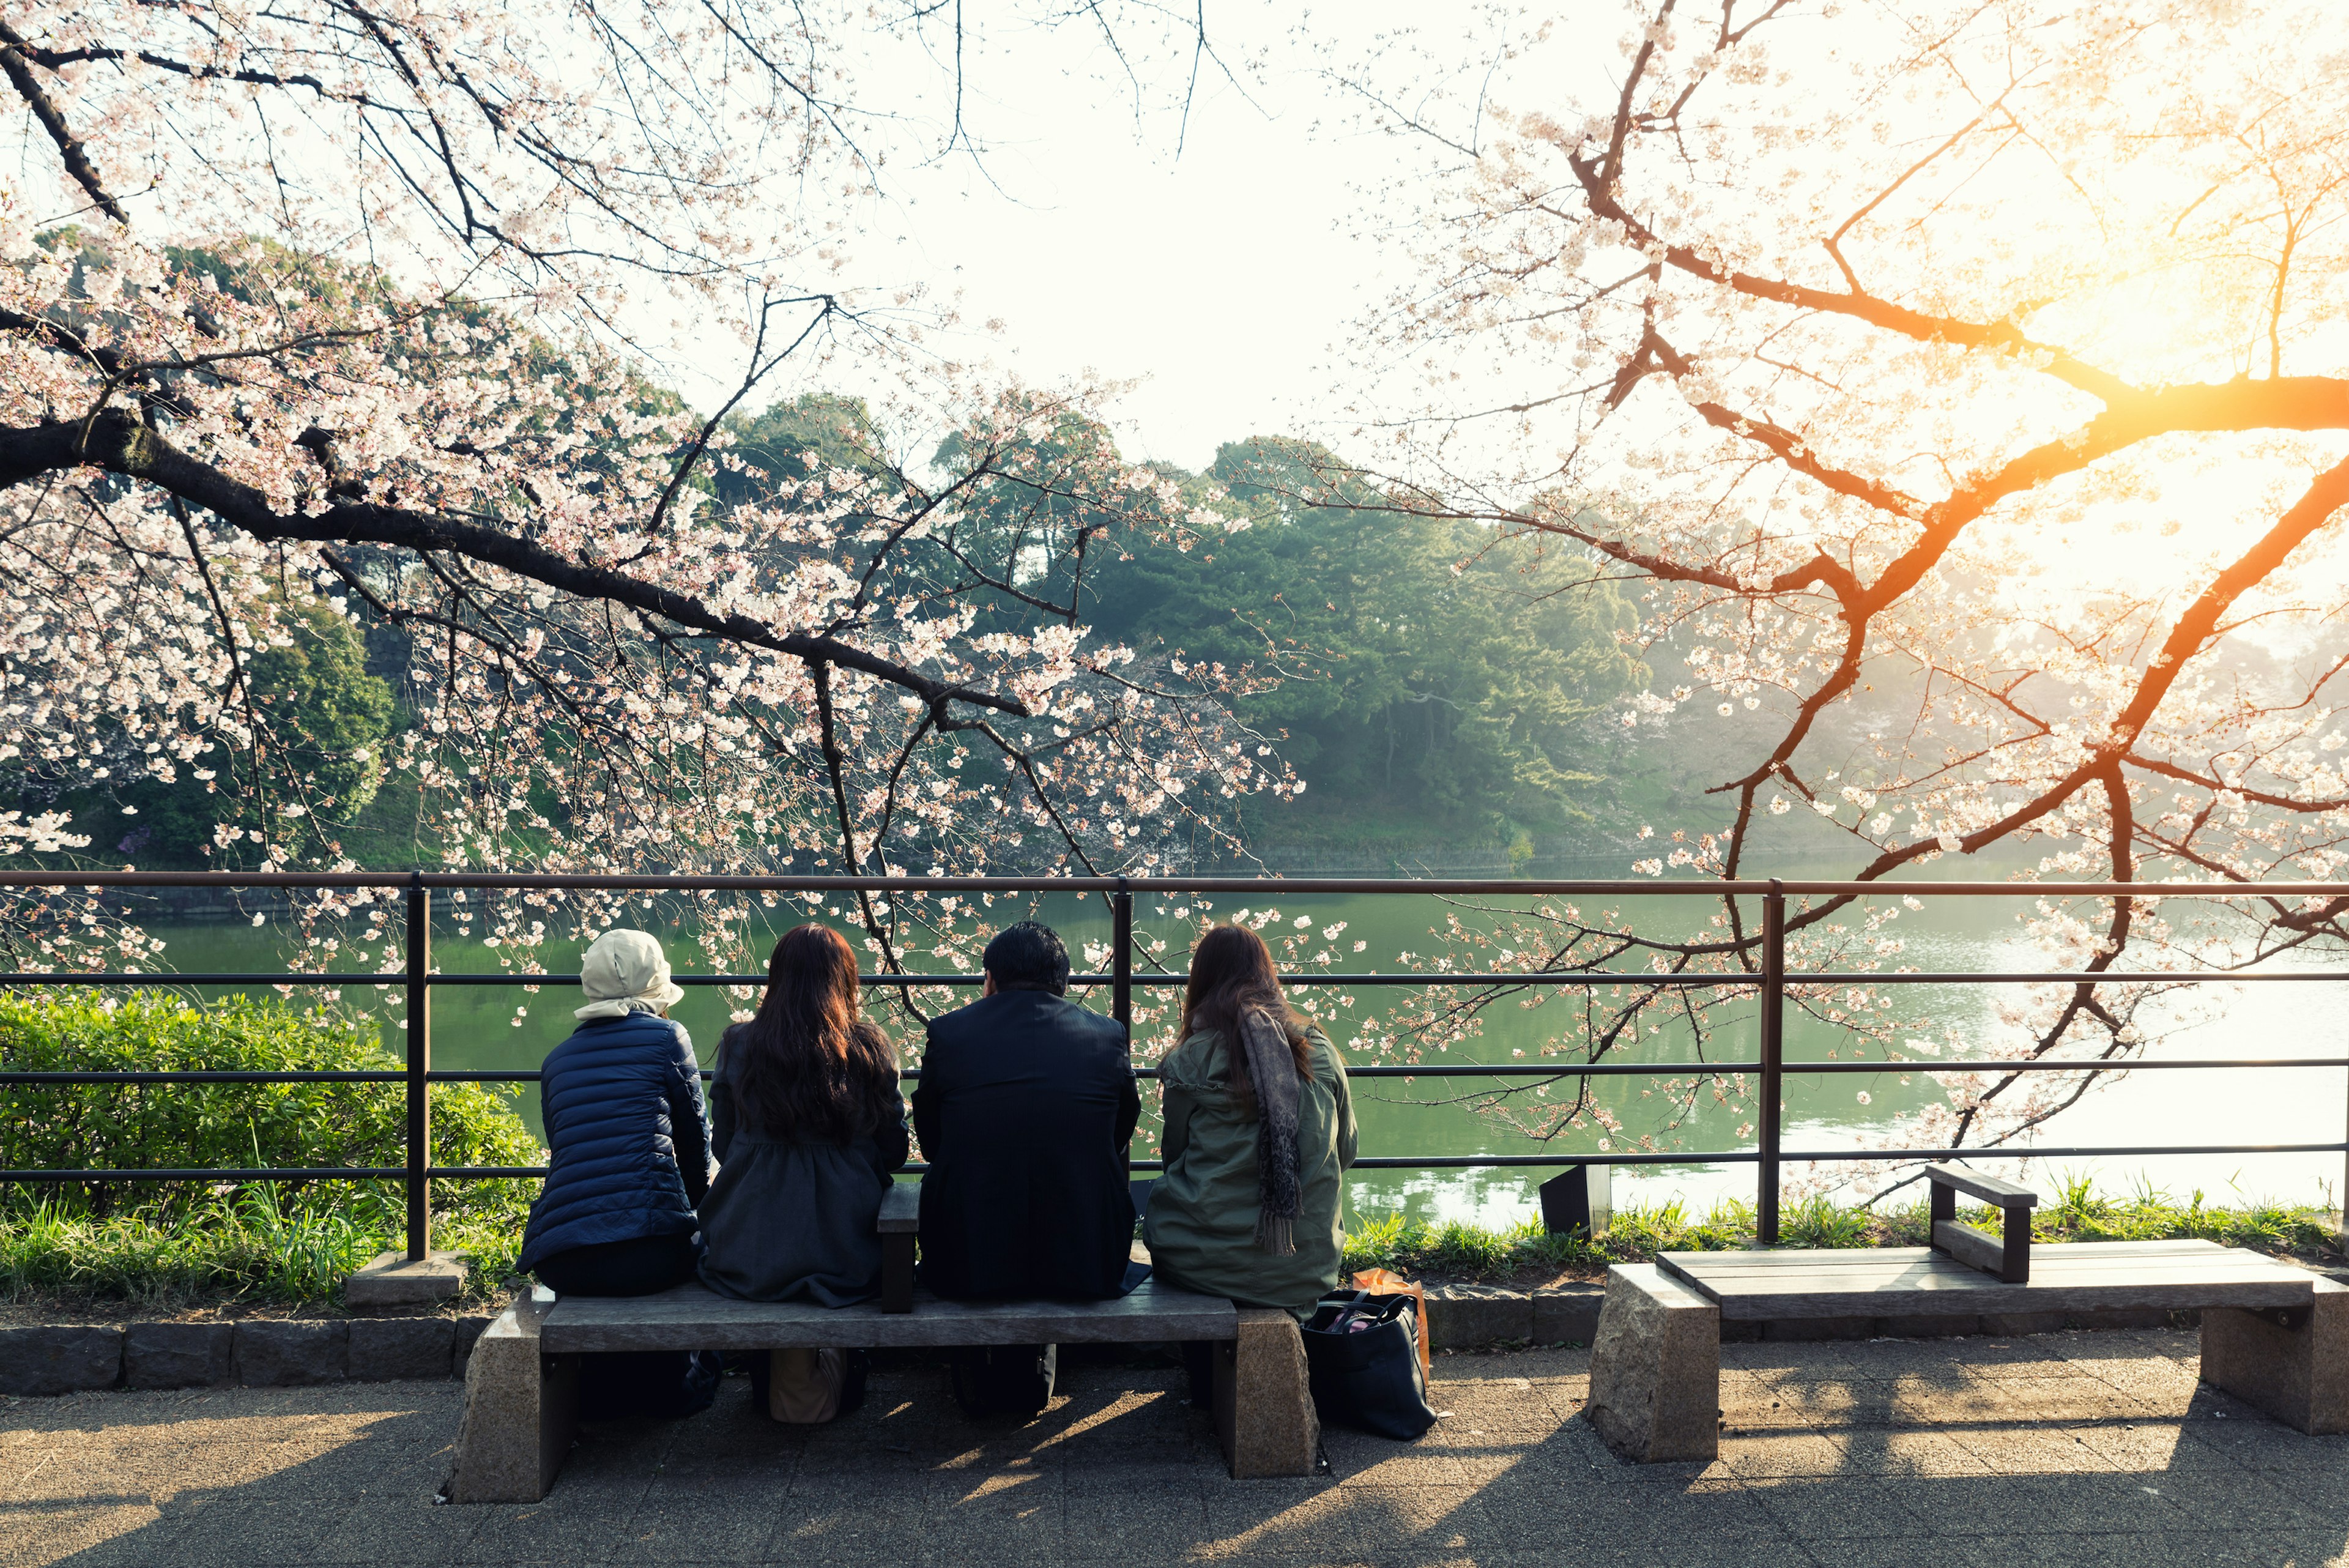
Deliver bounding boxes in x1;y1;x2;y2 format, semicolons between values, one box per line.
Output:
0;0;1286;985
1332;0;2349;1170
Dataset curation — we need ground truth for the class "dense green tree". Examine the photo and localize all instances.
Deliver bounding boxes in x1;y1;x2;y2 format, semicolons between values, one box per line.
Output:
715;393;891;508
1082;438;1646;839
62;598;396;868
703;407;1647;842
719;392;1141;642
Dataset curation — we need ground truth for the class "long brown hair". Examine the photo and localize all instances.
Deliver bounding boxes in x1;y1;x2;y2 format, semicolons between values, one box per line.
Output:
723;924;901;1142
1178;923;1315;1118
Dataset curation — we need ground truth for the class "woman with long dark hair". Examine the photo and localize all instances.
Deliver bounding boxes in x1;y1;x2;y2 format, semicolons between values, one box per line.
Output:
1143;923;1356;1318
698;923;908;1308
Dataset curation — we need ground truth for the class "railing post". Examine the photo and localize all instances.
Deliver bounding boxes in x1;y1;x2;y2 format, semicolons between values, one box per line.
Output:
1111;877;1134;1035
404;870;431;1261
1112;877;1134;1186
1758;877;1785;1246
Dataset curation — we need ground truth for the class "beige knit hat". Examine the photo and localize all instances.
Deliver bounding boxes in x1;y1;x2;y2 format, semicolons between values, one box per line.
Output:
574;929;685;1020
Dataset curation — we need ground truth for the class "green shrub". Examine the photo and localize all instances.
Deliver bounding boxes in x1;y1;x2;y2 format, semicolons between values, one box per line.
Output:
0;992;541;1231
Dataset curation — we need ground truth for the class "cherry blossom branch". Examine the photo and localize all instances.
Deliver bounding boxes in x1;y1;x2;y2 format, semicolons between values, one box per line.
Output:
0;409;1028;719
637;292;840;547
1561;119;2137;402
0;20;128;222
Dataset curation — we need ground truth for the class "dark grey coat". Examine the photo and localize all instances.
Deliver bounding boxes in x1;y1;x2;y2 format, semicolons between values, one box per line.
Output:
695;1039;910;1307
911;990;1138;1301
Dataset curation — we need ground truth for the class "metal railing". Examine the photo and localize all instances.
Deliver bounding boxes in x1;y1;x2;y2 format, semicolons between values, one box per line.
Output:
5;869;2348;1254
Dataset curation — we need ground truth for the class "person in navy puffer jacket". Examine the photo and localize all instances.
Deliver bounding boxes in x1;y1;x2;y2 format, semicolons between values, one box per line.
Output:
519;929;719;1415
520;928;713;1291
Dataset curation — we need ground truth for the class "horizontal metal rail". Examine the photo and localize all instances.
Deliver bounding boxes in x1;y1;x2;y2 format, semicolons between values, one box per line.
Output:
3;1071;412;1083
1778;1142;2349;1161
0;969;1746;987
1781;1057;2349;1073
0;1063;1742;1084
19;1139;2347;1186
2;1167;416;1181
16;869;2349;896
19;1054;2349;1089
1798;970;2349;985
13;966;2345;989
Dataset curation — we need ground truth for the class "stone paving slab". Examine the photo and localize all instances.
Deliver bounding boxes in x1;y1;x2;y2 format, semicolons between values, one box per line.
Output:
2;1328;2348;1567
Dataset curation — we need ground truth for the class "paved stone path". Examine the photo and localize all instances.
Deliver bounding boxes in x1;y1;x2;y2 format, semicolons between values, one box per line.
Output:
4;1328;2345;1567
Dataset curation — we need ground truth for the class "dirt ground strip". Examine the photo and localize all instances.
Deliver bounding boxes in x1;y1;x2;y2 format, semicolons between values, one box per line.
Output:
4;1329;2347;1567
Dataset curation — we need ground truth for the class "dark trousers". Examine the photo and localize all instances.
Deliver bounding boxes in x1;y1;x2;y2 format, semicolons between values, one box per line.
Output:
949;1343;1058;1419
533;1233;715;1418
1180;1340;1217;1411
533;1231;698;1296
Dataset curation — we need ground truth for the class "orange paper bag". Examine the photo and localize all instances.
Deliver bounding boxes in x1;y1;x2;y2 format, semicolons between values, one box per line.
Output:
1350;1267;1430;1378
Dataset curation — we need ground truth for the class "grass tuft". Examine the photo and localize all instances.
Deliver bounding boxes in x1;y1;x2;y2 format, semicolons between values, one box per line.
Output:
1340;1184;2342;1283
0;1188;521;1310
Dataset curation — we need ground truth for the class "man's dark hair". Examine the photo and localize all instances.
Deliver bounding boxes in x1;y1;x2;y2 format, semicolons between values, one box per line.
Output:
984;921;1070;994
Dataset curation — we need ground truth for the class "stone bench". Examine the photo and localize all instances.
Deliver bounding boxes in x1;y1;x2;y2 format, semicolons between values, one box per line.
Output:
450;1186;1318;1501
1587;1236;2343;1462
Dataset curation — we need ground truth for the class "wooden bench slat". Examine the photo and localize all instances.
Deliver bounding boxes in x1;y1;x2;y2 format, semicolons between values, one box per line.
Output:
1682;1264;2309;1293
1663;1253;2302;1285
1924;1162;2038;1209
1934;1219;2010;1279
1703;1282;2313;1318
877;1181;919;1233
1658;1245;2313;1279
2031;1252;2305;1274
1668;1255;2295;1286
543;1279;1239;1352
1657;1240;2232;1273
1656;1243;2315;1319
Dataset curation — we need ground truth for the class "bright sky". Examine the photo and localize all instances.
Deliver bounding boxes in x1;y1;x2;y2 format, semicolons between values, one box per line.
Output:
654;0;2341;604
702;10;1510;477
877;81;1390;474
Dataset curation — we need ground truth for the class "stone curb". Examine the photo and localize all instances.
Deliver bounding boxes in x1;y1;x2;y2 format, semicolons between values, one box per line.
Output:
125;1321;233;1390
232;1320;347;1386
1419;1285;1605;1350
346;1317;452;1381
0;1312;498;1397
0;1326;125;1397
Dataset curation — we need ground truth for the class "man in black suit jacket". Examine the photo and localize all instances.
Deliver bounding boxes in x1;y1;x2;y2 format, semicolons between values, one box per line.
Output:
912;920;1140;1302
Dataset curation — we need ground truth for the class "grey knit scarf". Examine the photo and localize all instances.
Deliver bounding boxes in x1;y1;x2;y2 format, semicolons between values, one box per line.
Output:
1239;1006;1303;1255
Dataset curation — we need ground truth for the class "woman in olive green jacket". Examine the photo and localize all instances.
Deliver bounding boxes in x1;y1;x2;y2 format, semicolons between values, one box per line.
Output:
1144;923;1357;1318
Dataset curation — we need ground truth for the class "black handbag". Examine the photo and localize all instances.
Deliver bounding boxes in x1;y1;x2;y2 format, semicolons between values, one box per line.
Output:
1301;1290;1438;1440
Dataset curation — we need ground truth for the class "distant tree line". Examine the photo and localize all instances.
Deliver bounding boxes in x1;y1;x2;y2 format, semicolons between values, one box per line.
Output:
727;398;1648;852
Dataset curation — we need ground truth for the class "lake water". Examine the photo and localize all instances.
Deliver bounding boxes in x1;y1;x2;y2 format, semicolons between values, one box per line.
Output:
130;882;2349;1225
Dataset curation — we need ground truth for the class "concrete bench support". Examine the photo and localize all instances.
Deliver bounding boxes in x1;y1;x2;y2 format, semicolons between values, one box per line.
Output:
877;1183;919;1313
448;1277;1256;1499
2201;1278;2349;1434
1586;1264;1720;1463
447;1288;578;1504
1213;1308;1319;1477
